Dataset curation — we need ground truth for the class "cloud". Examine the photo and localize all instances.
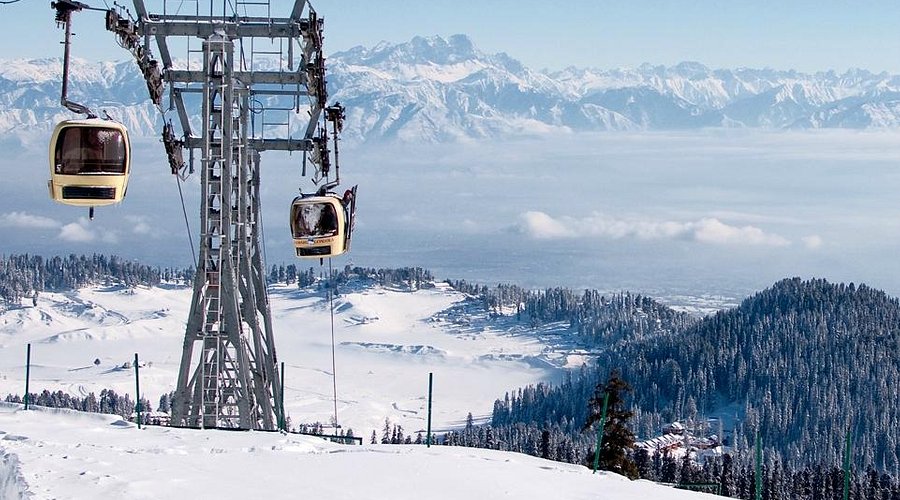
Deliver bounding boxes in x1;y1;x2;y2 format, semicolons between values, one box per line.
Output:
802;235;824;249
0;211;61;229
516;211;792;247
58;221;95;243
519;211;577;239
125;215;153;235
691;217;790;246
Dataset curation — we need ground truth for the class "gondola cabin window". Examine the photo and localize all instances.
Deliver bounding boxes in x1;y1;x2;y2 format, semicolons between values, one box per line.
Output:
293;202;339;238
54;126;127;176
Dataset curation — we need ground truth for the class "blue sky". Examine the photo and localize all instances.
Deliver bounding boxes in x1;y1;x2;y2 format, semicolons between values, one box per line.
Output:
2;0;900;72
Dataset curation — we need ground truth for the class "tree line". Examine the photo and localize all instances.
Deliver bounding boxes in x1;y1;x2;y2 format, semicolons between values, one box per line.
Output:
268;263;434;291
0;253;194;304
5;389;153;423
447;279;695;345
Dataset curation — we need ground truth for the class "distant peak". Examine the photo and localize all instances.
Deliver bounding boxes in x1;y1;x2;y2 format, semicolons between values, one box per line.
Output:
672;61;711;77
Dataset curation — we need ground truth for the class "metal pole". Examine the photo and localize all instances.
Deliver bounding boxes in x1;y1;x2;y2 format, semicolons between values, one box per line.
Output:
60;8;73;108
279;361;286;431
591;391;610;474
843;429;852;500
24;344;31;410
755;431;762;500
426;372;433;447
328;258;338;429
134;353;142;429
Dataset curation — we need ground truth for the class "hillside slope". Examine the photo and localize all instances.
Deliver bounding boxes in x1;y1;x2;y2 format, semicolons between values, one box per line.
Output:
497;278;900;473
0;403;720;499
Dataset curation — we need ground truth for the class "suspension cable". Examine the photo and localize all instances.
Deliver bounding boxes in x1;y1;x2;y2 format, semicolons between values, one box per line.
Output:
328;256;339;428
175;175;197;264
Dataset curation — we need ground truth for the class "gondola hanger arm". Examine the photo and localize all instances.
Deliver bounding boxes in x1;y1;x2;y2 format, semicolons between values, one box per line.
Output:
53;0;98;118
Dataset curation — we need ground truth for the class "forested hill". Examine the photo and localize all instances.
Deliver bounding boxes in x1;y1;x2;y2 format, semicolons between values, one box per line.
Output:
620;277;900;471
494;277;900;474
0;254;185;304
449;281;695;347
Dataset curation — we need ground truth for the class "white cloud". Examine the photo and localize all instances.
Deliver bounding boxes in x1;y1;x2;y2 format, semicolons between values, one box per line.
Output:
517;211;792;247
57;217;122;244
802;235;824;249
125;215;153;235
691;217;790;246
58;221;95;243
0;211;61;230
518;211;577;239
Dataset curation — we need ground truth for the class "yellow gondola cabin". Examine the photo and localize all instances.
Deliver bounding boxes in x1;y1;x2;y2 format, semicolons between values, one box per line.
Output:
290;194;350;259
48;119;131;207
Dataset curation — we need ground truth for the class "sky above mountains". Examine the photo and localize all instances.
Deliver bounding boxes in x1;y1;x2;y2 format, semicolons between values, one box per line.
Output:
1;0;899;73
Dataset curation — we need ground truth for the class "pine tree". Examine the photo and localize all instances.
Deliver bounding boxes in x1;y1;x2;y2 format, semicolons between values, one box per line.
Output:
381;417;391;444
583;369;639;479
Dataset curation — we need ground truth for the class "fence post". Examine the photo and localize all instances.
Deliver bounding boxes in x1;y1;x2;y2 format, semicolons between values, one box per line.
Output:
280;361;286;431
134;353;142;429
24;344;31;410
426;372;433;447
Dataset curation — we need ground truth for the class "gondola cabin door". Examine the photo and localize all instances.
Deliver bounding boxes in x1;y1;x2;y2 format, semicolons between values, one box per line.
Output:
48;119;131;207
290;195;348;258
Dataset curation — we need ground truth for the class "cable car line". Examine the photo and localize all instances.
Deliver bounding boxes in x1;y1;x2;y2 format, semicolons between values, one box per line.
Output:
327;257;339;430
175;175;196;263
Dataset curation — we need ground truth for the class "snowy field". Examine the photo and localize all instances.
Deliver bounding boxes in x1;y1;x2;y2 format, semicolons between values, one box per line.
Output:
0;282;566;436
0;404;720;500
0;281;721;499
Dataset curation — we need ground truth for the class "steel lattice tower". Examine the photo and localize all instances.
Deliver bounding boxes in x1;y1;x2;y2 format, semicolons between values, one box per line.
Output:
110;0;332;430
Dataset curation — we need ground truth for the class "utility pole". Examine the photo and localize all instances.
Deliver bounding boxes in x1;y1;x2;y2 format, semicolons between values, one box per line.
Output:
103;0;341;430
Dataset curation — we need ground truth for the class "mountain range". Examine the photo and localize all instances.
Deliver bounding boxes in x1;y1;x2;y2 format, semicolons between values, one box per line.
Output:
3;34;900;144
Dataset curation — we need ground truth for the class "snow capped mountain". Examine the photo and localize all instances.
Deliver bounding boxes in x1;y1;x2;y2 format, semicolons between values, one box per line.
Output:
0;57;158;144
2;34;900;144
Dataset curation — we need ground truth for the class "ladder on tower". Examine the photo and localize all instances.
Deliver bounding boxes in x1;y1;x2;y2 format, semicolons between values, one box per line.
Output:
200;34;228;427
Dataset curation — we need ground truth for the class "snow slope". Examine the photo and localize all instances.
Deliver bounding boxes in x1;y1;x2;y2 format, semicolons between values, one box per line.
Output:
0;281;562;438
0;281;721;499
0;403;720;499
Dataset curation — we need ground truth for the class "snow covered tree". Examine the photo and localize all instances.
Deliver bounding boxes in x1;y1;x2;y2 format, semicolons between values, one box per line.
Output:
584;369;638;479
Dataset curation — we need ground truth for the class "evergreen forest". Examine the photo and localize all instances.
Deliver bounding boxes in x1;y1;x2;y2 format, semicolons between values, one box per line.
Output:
451;277;900;498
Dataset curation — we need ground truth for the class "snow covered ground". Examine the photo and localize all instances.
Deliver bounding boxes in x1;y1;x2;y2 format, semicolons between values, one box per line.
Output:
0;281;567;436
0;403;721;500
0;281;717;498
